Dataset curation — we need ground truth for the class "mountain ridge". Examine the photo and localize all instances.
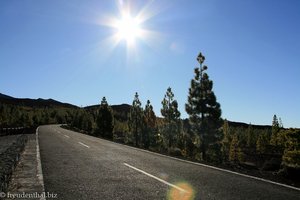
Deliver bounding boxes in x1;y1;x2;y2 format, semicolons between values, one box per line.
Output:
0;93;78;109
0;93;272;128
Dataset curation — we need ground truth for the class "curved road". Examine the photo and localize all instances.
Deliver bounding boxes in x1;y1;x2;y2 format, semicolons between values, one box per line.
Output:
38;125;300;200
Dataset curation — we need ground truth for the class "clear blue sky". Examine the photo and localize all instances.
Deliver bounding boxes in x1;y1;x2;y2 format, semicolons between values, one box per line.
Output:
1;0;299;128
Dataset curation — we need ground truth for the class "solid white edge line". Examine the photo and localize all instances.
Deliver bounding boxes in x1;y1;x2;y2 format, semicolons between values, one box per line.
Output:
59;125;300;191
36;127;46;200
78;142;90;148
124;163;187;193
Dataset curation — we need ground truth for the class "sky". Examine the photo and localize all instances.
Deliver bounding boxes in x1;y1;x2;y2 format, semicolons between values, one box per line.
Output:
0;0;299;128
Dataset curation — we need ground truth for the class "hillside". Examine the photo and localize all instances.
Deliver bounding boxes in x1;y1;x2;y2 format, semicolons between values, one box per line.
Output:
227;121;271;130
0;93;78;109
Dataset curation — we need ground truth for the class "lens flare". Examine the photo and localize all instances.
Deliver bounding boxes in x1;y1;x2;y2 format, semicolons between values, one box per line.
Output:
167;182;195;200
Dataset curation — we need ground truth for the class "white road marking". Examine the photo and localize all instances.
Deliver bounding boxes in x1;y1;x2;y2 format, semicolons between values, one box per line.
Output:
60;126;300;191
122;145;300;191
64;135;70;138
124;163;187;193
78;142;90;148
36;127;46;200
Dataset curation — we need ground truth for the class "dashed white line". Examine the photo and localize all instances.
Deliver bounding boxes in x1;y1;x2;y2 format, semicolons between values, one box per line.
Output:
60;126;300;191
64;135;70;138
78;142;90;148
124;163;187;193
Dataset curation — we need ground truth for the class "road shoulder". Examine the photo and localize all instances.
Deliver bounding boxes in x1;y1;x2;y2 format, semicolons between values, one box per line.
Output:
5;132;45;200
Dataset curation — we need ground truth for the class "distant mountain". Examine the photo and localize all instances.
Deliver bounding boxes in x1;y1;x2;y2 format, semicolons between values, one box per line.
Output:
85;103;131;112
111;104;131;113
0;93;78;109
0;93;273;128
227;121;271;130
0;93;14;100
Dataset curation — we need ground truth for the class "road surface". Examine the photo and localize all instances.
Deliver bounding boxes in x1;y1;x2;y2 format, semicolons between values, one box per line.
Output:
38;125;300;200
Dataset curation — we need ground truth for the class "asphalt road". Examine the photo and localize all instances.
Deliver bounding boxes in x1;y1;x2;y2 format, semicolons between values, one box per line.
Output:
38;125;300;200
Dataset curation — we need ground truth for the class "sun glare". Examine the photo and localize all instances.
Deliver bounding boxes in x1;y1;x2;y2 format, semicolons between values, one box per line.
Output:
98;1;161;57
116;13;142;45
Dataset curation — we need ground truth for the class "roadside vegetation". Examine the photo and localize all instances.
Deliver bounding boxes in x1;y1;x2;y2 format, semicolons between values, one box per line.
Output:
1;52;299;185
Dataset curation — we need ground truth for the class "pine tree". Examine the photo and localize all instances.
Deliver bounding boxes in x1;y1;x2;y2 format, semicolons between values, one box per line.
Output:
185;52;222;161
272;115;280;133
129;92;143;147
281;129;300;171
161;87;181;149
270;114;280;146
143;100;156;149
96;97;114;139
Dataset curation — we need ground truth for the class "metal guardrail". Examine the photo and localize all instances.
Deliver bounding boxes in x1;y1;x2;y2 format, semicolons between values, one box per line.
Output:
0;127;36;137
1;127;24;130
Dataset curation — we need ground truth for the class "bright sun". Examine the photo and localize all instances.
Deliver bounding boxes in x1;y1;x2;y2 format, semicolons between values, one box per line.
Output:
116;14;142;45
98;1;160;53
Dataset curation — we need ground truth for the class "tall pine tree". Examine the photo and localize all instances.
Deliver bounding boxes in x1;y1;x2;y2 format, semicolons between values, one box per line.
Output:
129;92;143;147
143;100;156;149
270;114;280;146
96;97;114;139
161;87;181;149
185;52;222;161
